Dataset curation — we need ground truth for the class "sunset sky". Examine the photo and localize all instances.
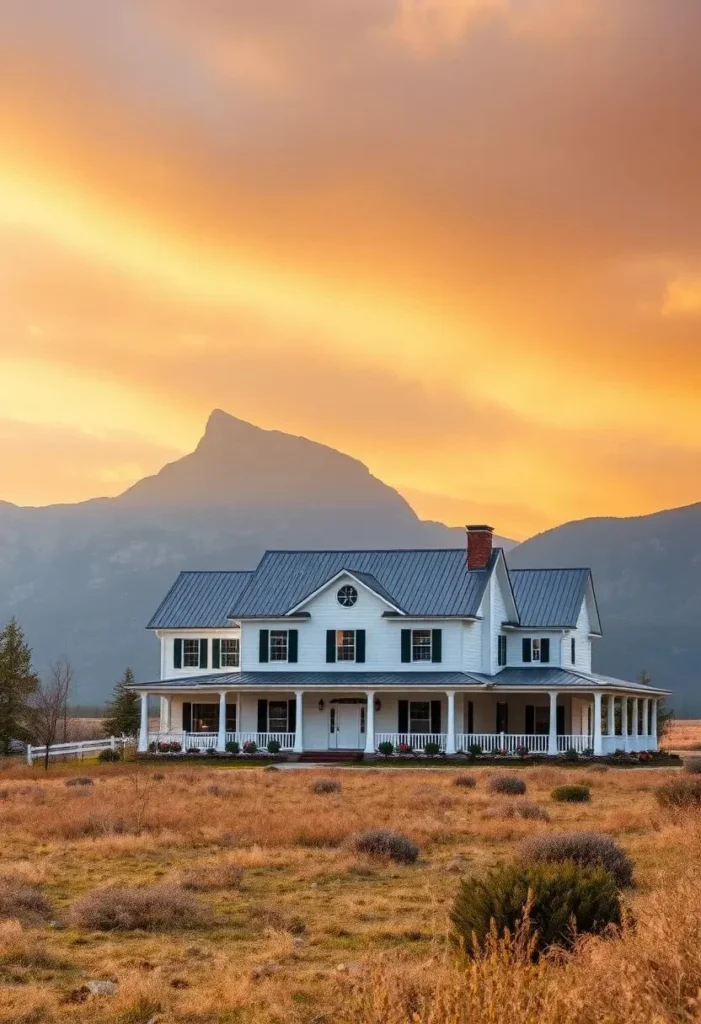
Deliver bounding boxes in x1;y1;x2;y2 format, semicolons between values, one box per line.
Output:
2;0;701;539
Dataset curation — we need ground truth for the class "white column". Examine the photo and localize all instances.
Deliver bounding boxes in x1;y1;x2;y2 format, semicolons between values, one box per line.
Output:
642;697;650;746
164;696;172;733
632;697;639;749
364;691;376;755
138;692;149;752
651;699;658;747
446;691;456;754
593;692;603;756
607;694;615;737
217;691;227;752
236;691;241;740
620;696;628;750
548;692;558;755
293;690;304;752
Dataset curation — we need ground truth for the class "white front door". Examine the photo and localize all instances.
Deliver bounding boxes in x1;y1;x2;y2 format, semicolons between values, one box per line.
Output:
329;704;363;749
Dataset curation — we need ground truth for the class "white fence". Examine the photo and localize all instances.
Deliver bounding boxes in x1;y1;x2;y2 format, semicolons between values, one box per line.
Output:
26;736;129;766
375;732;446;751
147;731;296;751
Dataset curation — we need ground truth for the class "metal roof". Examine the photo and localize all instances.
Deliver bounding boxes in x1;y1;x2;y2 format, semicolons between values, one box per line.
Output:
147;571;254;629
509;568;590;628
229;549;497;619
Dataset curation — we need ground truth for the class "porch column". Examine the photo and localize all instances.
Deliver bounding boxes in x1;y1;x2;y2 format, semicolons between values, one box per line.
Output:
217;691;227;752
236;691;241;739
364;691;375;755
548;692;558;755
446;691;456;755
607;694;615;737
642;698;650;745
293;690;304;752
138;692;149;752
593;692;603;756
651;699;658;746
632;697;639;748
164;696;172;732
620;696;628;749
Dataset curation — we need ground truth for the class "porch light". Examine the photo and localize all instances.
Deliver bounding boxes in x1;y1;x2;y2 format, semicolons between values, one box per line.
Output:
374;699;381;712
318;699;325;711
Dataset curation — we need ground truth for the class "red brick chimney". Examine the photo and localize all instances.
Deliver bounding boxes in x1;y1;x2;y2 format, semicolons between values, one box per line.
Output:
466;524;494;570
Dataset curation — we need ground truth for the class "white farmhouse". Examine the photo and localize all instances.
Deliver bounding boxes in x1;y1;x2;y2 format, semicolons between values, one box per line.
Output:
133;526;668;757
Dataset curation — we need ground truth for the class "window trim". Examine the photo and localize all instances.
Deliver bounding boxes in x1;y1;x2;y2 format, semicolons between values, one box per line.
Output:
268;699;289;732
269;630;289;662
408;700;431;734
336;629;356;662
183;638;200;668
497;634;507;667
411;628;432;662
220;637;240;668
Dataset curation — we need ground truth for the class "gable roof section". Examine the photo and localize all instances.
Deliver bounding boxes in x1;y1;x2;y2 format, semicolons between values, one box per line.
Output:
286;567;405;615
229;549;499;619
147;571;254;629
508;568;593;629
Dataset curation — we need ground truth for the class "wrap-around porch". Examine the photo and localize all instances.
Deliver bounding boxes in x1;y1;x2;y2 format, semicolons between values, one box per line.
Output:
139;687;661;756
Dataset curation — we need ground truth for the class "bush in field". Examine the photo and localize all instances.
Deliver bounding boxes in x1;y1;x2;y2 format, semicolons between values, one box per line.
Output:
519;831;634;888
65;777;94;787
242;740;257;754
684;759;701;775
0;874;51;922
552;784;591;803
312;778;341;795
488;774;527;796
97;748;122;763
180;863;243;891
450;861;621;957
351;829;419;864
516;802;551;822
377;741;394;757
454;774;477;789
267;739;281;754
70;884;210;931
424;741;441;756
225;740;240;754
656;777;701;809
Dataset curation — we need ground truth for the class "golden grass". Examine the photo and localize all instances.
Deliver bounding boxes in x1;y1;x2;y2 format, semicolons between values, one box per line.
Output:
667;719;701;750
0;757;695;1023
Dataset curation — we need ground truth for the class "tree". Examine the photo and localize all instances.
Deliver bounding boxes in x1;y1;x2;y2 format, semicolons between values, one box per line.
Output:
0;619;39;755
103;667;140;738
30;659;74;771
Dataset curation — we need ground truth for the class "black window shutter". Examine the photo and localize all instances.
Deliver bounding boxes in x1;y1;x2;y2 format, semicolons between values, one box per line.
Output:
174;639;182;669
522;638;532;663
467;700;474;734
182;701;192;732
398;700;409;733
326;629;336;663
212;639;220;669
557;705;565;735
226;704;236;731
356;629;366;663
288;629;298;663
431;628;442;663
259;629;269;663
199;638;208;669
288;698;296;733
541;638;550;663
401;629;411;663
257;699;268;732
571;638;576;663
525;705;535;733
430;700;442;733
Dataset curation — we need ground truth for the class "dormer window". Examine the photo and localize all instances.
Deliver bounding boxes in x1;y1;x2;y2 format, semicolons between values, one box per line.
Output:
337;585;358;607
522;638;550;664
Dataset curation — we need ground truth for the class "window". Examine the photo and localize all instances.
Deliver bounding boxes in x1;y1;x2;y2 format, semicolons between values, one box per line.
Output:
409;701;431;734
496;702;509;732
269;631;288;661
412;629;432;661
336;629;356;661
192;703;217;732
522;638;550;663
337;584;358;607
183;639;200;668
497;634;507;667
268;701;289;732
221;638;240;667
571;637;576;663
360;706;366;734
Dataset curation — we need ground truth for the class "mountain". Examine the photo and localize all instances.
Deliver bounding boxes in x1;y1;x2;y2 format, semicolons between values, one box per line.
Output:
508;503;701;714
0;410;512;703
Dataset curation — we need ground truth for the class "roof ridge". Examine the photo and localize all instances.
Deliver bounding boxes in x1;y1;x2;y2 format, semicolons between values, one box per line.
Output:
258;547;477;555
509;566;591;573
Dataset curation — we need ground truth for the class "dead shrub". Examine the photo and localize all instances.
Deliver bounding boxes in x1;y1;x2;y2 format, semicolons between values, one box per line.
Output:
488;775;527;796
519;831;634;888
656;777;701;810
69;883;210;931
0;874;51;922
253;906;306;935
350;829;419;864
312;778;342;795
454;774;477;789
180;862;243;891
64;777;94;787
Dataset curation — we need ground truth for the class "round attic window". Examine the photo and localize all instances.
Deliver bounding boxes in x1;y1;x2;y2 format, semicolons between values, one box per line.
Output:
337;584;358;607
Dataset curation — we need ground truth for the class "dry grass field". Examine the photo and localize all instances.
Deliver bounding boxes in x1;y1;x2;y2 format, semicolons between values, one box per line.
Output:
667;719;701;750
0;757;699;1023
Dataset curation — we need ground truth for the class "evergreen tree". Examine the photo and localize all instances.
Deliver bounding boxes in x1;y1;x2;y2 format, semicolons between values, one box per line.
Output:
103;667;140;737
0;619;39;755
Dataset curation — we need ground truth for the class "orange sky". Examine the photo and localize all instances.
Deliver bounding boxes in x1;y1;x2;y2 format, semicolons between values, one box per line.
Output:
1;0;701;539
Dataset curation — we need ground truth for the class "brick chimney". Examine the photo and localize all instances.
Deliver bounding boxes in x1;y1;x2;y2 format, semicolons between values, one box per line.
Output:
466;524;494;570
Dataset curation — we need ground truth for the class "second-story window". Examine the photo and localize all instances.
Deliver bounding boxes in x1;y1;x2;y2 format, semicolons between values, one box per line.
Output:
336;629;356;661
412;629;432;661
183;639;200;668
497;635;507;666
221;638;240;667
522;638;550;663
270;630;288;661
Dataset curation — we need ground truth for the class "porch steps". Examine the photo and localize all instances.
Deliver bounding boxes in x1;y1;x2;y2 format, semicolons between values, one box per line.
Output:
298;751;364;764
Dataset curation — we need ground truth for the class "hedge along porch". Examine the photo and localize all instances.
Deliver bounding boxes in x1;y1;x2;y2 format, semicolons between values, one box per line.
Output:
137;683;662;756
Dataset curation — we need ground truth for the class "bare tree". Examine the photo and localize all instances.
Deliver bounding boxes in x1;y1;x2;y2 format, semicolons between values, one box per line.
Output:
31;659;74;771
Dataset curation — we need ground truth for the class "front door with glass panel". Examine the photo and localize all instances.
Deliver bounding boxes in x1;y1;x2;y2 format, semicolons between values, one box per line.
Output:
329;704;363;749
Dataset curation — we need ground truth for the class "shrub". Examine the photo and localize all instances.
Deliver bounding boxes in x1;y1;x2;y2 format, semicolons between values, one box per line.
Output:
563;747;580;760
656;777;701;809
552;784;591;803
225;740;240;754
467;743;483;757
69;884;210;931
684;759;701;774
186;747;201;755
454;774;477;789
488;774;527;796
450;861;621;957
351;829;419;864
519;831;634;888
205;747;217;757
65;777;94;787
180;863;243;891
242;740;257;754
97;748;122;763
517;802;551;822
312;778;341;795
515;745;530;758
267;739;281;754
377;741;394;757
424;741;441;756
397;742;413;754
0;875;51;921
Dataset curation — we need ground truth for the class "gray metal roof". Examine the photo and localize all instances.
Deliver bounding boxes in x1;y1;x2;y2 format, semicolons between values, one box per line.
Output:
509;568;591;628
147;571;254;629
229;549;498;619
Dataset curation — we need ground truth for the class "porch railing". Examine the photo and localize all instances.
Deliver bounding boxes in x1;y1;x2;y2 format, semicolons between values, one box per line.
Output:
557;735;592;753
375;732;446;751
147;731;295;751
456;733;550;754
